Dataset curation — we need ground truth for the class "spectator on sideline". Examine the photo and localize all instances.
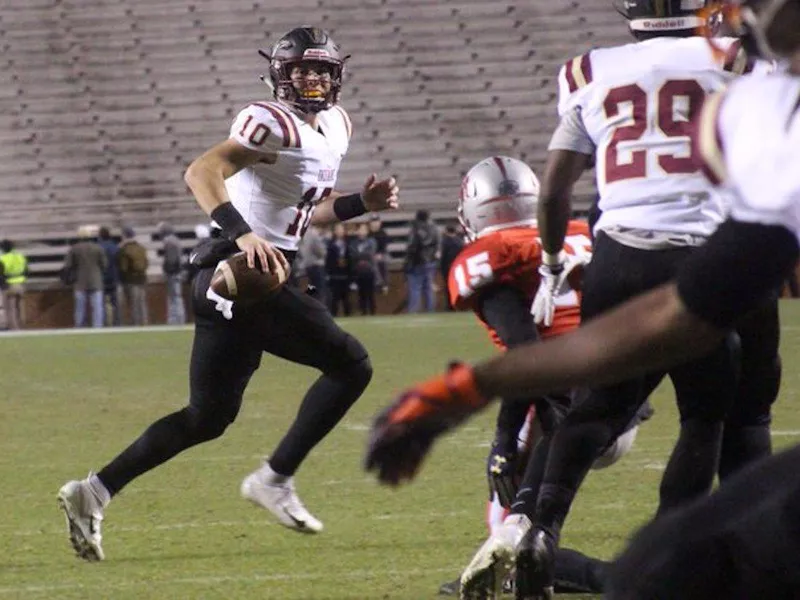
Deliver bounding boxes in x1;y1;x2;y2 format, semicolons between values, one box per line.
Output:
369;214;390;294
353;222;378;315
0;239;28;330
97;226;121;326
118;226;149;326
158;222;186;325
439;224;465;310
299;225;329;306
326;222;352;316
64;226;107;328
404;209;439;313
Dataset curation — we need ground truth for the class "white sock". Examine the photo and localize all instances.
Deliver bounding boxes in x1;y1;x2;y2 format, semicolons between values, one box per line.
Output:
87;473;112;508
259;461;289;485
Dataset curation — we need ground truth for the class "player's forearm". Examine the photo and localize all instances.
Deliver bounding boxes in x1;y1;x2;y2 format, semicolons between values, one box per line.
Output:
538;150;589;257
309;192;343;225
473;284;723;400
538;193;571;259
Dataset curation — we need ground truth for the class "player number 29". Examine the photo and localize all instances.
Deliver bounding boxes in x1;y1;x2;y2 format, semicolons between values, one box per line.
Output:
453;251;493;297
604;79;706;184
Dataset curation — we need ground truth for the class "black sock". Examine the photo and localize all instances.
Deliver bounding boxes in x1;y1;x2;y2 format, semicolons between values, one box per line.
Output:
98;405;225;497
718;425;772;481
511;434;552;520
535;418;614;536
269;367;370;476
657;419;722;517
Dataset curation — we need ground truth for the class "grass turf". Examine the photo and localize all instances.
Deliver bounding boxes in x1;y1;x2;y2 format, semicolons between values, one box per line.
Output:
2;305;800;599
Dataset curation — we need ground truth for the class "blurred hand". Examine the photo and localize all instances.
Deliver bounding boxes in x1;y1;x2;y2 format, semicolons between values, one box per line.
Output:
235;232;290;277
362;173;400;212
365;363;489;486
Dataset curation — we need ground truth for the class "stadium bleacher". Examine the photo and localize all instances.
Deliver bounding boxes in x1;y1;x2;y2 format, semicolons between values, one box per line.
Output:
0;0;628;281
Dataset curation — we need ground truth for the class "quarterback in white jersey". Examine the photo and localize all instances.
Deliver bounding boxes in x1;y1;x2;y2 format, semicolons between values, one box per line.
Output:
57;27;399;562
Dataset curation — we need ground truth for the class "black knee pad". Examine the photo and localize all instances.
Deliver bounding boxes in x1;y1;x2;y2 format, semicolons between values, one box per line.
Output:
345;335;372;387
333;334;373;385
728;357;781;427
183;404;236;443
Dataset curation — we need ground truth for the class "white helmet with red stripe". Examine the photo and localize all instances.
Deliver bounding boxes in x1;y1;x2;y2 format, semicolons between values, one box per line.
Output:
458;156;541;241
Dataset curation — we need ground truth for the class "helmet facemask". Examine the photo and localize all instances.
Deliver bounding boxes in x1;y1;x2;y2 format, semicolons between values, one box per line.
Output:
270;57;345;114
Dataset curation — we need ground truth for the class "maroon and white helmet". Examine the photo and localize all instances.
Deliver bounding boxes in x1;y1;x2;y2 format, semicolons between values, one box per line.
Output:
458;156;541;241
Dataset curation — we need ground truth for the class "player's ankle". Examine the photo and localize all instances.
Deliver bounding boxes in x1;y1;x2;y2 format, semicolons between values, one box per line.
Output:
87;473;112;508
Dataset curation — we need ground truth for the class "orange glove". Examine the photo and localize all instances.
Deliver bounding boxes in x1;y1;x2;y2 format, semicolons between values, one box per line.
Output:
365;363;490;486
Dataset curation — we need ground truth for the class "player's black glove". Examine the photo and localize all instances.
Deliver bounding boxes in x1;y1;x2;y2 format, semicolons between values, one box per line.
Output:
487;440;519;509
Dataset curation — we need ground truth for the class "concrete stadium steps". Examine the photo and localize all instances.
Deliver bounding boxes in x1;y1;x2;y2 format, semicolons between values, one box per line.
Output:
0;0;627;236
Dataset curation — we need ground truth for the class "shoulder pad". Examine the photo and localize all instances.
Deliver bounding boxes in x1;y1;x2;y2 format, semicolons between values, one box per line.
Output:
234;102;301;149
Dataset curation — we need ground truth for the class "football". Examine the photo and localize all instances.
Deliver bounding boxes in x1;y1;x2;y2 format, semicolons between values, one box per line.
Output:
209;252;289;302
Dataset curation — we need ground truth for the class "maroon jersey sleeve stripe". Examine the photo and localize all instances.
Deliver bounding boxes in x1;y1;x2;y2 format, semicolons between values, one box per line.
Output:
564;58;578;94
270;104;302;148
580;53;593;85
252;103;290;147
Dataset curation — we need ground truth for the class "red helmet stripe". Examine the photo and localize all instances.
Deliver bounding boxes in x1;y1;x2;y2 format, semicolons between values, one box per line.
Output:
492;156;509;179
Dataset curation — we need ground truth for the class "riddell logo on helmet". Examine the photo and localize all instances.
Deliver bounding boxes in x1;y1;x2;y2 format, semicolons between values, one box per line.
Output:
303;49;331;59
640;17;692;28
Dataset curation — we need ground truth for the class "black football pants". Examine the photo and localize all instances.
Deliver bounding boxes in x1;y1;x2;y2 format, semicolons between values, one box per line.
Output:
98;267;372;495
534;232;738;535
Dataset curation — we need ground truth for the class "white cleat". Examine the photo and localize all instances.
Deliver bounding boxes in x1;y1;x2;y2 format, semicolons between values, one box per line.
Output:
460;514;532;600
57;479;105;561
240;471;323;534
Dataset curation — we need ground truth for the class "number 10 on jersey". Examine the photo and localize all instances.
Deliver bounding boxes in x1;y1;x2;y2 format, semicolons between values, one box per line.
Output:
285;187;333;237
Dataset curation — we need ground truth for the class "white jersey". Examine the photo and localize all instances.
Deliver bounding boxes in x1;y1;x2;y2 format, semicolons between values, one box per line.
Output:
552;37;753;239
223;100;353;251
697;71;800;241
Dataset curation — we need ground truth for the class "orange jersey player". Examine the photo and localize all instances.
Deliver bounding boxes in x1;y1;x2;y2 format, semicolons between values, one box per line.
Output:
435;156;643;597
447;220;592;346
448;156;596;522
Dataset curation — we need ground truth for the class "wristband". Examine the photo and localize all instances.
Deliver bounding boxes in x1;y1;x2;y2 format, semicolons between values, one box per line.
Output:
333;193;367;221
210;203;252;241
542;251;563;267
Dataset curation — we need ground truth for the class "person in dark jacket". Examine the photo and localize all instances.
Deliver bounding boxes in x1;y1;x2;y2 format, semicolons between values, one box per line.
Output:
352;223;378;315
64;226;108;328
369;215;390;294
404;210;440;313
325;223;352;316
97;226;121;326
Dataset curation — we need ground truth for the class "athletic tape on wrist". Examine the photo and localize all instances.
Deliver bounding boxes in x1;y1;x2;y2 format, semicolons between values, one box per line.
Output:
210;203;252;241
333;193;367;221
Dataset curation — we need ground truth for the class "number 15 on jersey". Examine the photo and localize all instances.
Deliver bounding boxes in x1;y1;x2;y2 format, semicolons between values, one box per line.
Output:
452;251;493;298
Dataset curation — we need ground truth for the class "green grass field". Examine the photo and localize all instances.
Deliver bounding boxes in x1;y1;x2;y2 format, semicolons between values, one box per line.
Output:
2;305;800;599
